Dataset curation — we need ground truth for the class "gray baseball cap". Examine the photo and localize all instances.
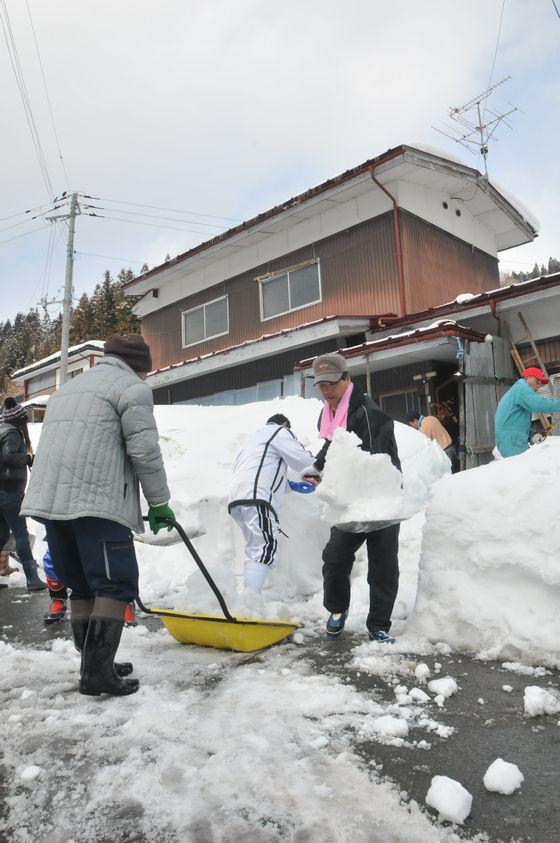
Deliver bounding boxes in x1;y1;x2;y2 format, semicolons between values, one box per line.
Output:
312;353;348;386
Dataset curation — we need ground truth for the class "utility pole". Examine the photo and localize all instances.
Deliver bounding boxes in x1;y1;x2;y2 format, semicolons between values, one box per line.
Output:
45;192;80;385
59;192;78;385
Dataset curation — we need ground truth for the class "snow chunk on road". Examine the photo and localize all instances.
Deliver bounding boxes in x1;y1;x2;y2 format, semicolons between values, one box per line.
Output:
20;766;42;782
427;677;458;699
483;758;524;794
502;662;548;677
524;686;560;717
410;439;560;667
410;688;431;704
415;662;431;683
426;775;472;825
371;715;409;738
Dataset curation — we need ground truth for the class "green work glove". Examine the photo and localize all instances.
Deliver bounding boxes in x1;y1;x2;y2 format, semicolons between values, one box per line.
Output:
148;503;175;534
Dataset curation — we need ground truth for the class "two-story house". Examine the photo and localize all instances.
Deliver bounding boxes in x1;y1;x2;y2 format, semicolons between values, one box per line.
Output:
123;144;537;408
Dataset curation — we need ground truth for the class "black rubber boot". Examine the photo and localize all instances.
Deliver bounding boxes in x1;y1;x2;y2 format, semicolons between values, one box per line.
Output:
80;618;139;696
71;619;133;679
21;560;48;591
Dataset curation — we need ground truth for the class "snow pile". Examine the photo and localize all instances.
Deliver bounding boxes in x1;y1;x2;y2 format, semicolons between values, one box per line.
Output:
24;397;442;619
425;775;472;825
410;439;560;667
523;686;560;717
316;424;450;532
483;759;524;794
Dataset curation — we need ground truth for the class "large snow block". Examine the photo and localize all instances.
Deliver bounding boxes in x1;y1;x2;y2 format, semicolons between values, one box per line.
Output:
410;439;560;667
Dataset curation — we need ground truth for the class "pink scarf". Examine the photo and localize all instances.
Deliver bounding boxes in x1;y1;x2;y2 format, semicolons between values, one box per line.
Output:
319;382;354;441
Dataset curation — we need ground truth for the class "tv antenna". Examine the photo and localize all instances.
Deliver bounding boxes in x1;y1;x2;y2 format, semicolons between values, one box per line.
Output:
432;76;518;178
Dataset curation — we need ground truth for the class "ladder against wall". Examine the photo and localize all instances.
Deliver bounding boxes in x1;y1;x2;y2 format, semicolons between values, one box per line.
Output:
462;337;516;469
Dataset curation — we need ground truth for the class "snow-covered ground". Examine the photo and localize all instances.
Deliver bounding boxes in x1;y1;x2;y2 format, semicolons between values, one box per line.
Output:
1;397;559;841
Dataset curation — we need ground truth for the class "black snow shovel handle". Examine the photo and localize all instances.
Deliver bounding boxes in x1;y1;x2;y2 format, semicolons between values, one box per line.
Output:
138;516;236;623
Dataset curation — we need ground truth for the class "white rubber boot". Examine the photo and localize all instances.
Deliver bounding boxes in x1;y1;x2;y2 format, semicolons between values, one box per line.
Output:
244;564;269;594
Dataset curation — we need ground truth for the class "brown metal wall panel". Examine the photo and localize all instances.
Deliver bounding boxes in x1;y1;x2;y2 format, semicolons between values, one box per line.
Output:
400;210;499;313
142;213;400;371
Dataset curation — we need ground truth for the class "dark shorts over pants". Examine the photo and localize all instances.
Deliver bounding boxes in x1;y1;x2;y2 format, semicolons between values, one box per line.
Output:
322;524;400;632
44;517;139;603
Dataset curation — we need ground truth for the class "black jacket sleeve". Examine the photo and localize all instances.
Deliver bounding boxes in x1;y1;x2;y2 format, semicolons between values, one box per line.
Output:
1;429;29;466
313;439;330;472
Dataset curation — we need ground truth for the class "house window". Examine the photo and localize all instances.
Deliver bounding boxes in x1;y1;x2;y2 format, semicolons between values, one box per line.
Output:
69;368;84;379
379;389;421;423
27;370;56;396
181;296;229;348
260;261;321;321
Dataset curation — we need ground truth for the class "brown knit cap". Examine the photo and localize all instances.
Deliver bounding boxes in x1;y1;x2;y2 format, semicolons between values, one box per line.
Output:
103;334;152;373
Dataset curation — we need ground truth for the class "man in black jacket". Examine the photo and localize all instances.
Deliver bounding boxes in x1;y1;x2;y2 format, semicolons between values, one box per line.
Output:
303;353;401;643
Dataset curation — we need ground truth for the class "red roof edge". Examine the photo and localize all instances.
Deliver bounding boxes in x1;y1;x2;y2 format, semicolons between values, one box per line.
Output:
368;273;560;332
294;323;487;369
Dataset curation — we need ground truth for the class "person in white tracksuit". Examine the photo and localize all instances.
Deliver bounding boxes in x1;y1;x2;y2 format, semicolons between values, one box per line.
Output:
228;414;317;593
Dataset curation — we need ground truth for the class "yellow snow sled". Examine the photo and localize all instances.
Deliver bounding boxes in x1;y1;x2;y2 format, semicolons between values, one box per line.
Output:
136;518;301;653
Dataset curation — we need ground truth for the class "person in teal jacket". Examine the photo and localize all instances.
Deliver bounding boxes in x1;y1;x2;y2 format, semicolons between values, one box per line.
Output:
495;367;560;457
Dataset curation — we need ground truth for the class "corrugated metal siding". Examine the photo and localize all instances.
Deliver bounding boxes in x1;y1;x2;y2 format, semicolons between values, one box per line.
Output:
519;338;560;370
400;210;499;313
153;339;339;404
143;213;399;371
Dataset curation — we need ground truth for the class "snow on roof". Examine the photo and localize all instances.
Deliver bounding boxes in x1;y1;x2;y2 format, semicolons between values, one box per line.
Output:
407;142;465;166
11;340;105;380
372;272;560;332
489;178;541;234
20;395;50;408
296;320;486;368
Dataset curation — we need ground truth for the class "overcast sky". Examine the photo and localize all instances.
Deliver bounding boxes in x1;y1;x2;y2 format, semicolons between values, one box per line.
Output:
1;0;559;322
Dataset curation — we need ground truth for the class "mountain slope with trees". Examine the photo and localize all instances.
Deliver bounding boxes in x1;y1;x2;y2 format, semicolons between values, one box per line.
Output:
1;266;143;398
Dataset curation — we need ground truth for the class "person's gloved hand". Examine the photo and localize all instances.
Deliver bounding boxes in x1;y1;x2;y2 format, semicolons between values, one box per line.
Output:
26;454;34;468
299;464;322;485
148;502;175;534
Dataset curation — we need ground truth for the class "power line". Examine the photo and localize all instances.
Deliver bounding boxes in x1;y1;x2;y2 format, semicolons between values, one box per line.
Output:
0;199;55;223
0;0;55;199
83;203;227;230
82;212;224;237
0;222;51;246
88;195;240;223
41;221;56;300
75;250;145;265
552;0;560;19
486;0;507;96
25;0;70;188
0;211;48;235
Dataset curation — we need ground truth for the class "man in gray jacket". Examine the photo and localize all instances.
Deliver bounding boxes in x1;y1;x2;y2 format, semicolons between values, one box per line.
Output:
22;334;174;697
